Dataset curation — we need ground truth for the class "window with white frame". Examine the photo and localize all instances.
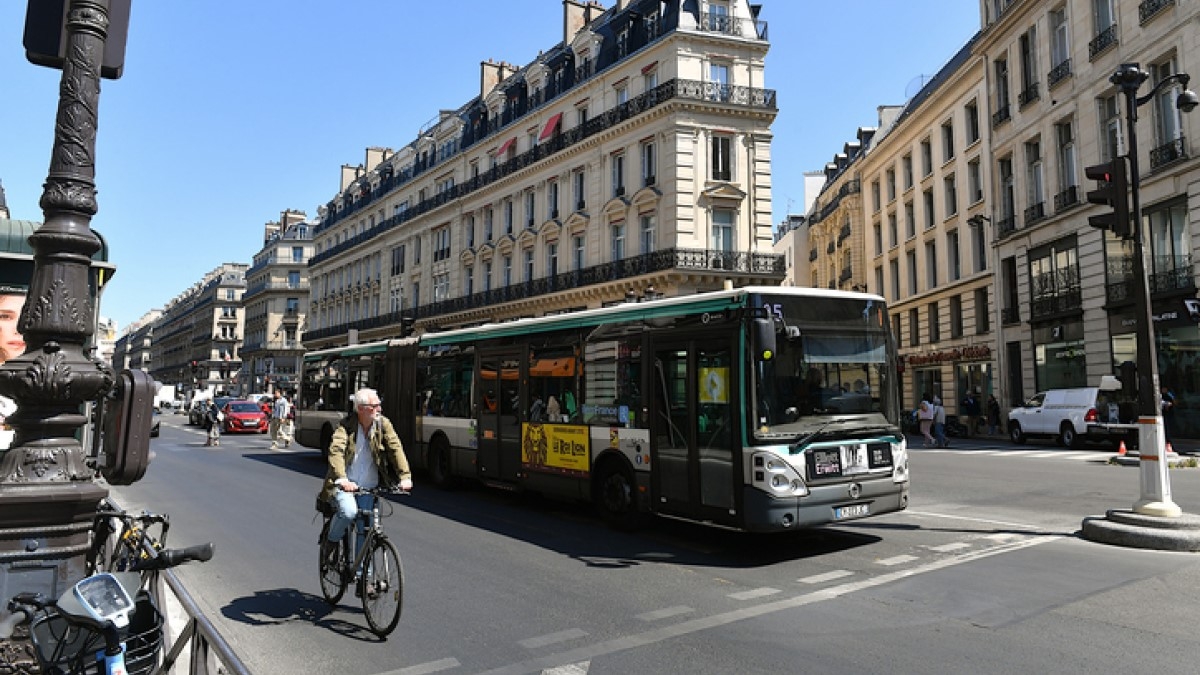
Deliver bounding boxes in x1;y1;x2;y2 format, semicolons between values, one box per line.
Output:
1026;139;1044;217
998;156;1015;220
1050;8;1069;71
903;155;914;189
464;266;474;296
503;255;512;286
547;242;559;277
1152;58;1185;147
641;140;656;186
921;138;933;177
547;180;559;218
1055;119;1077;198
573;234;585;270
524;249;534;282
1093;0;1114;34
611;221;626;260
966;100;980;144
923;189;935;229
968;158;983;203
504;198;514;235
484;261;493;291
886;169;896;201
433;273;449;303
708;61;730;102
574;168;586;209
640;214;655;253
712;134;732;181
1098;94;1120;161
389;286;402;313
712;209;734;251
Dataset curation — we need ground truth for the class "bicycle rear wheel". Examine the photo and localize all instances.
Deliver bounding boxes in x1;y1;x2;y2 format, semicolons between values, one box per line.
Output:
361;536;403;637
318;521;347;605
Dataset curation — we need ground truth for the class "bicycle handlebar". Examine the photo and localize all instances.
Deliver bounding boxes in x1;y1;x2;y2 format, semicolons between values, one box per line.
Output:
133;542;215;571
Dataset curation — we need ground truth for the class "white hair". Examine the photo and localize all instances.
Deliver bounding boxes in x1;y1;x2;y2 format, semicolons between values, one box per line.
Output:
353;388;380;408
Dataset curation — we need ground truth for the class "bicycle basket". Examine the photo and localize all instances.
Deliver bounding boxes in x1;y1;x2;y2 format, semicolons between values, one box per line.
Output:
29;592;163;675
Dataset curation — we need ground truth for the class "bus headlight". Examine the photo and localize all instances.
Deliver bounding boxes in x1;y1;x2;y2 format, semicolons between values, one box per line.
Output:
892;439;909;484
752;452;809;497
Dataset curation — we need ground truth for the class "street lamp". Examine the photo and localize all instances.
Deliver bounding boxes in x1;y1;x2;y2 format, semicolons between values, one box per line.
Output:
1110;63;1197;518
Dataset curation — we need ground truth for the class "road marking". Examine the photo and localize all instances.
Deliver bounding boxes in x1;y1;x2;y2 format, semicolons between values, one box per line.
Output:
994;450;1043;456
728;587;781;600
984;532;1020;542
520;629;589;649
905;510;1041;530
636;606;694;621
543;662;590;675
876;554;919;566
474;535;1061;675
382;657;461;675
798;570;854;585
925;542;972;552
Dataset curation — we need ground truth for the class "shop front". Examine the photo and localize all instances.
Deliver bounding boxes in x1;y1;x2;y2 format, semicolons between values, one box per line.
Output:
904;345;995;421
1109;297;1200;441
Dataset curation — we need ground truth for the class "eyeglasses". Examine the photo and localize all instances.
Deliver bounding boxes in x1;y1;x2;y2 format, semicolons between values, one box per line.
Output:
362;403;382;409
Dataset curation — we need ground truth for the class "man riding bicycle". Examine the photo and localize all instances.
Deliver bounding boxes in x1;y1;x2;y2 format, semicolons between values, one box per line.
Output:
319;388;413;560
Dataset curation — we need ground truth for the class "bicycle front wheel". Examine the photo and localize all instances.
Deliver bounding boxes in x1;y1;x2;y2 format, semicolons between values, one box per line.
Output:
361;536;403;637
318;522;346;605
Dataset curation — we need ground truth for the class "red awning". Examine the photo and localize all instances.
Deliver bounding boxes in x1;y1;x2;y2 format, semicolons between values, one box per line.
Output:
495;137;516;157
538;113;563;141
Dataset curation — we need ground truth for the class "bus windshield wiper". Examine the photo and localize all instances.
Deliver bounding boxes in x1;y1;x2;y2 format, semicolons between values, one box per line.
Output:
788;419;850;455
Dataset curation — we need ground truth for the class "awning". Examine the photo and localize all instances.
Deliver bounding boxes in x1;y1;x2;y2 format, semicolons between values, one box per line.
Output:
538;113;563;141
495;137;517;157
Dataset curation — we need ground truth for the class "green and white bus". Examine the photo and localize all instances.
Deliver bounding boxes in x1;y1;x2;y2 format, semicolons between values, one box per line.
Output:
296;286;909;532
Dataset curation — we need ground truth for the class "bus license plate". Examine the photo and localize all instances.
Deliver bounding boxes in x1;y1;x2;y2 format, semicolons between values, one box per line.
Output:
835;504;869;520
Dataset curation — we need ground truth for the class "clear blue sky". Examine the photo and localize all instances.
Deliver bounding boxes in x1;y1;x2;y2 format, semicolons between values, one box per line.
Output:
0;1;979;331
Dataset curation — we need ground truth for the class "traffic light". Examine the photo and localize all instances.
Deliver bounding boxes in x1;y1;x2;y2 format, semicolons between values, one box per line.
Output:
400;316;415;337
1085;158;1131;239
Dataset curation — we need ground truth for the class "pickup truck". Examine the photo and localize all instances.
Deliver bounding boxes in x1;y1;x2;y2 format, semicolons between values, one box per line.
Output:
1008;382;1137;449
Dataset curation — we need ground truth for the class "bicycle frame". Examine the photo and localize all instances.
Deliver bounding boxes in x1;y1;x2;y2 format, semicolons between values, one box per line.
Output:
342;492;387;579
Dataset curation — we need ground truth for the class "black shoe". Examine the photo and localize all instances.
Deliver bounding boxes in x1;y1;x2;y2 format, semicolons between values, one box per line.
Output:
321;539;339;567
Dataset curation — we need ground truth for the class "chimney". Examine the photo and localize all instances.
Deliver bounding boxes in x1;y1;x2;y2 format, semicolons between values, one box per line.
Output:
480;58;504;98
365;147;389;172
563;0;588;43
340;164;359;192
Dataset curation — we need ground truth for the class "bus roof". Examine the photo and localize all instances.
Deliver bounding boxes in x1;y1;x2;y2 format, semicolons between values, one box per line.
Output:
303;337;416;362
418;285;885;346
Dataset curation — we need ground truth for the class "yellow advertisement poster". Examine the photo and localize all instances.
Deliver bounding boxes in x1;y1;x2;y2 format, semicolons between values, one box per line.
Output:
522;423;590;475
699;366;729;404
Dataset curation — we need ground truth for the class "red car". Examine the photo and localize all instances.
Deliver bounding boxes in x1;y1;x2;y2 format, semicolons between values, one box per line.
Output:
222;400;269;434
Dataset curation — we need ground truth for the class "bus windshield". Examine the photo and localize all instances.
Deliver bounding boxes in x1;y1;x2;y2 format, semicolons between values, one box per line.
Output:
752;293;899;439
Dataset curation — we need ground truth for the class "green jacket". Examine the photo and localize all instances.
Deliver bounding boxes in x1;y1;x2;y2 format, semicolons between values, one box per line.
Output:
319;414;412;502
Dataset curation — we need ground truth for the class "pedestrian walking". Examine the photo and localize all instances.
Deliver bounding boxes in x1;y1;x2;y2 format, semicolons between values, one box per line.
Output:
987;394;1001;436
961;390;980;436
205;400;221;447
932;396;948;447
269;390;292;449
917;398;935;447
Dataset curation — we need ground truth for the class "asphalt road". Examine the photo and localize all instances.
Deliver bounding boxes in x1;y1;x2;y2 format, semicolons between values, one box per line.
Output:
108;414;1200;674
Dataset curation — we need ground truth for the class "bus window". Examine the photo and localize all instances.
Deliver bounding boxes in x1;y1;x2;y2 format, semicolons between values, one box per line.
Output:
529;348;577;423
583;338;641;427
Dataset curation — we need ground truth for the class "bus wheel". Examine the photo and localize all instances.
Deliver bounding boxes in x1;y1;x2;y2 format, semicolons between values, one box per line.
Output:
595;461;640;531
427;436;456;490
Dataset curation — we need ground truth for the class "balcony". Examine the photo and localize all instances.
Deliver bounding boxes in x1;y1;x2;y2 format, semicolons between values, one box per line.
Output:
1048;59;1072;89
1030;288;1082;320
1053;186;1079;213
1089;24;1118;60
304;246;786;342
1139;0;1175;24
1017;82;1040;108
1149;136;1188;171
996;215;1018;239
1001;307;1021;324
838;224;852;243
314;78;777;246
992;104;1011;128
697;10;769;40
1151;256;1195;294
838;267;853;283
1023;202;1046;226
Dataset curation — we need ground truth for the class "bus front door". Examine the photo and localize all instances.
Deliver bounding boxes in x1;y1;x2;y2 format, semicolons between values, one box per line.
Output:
650;339;739;526
477;348;524;483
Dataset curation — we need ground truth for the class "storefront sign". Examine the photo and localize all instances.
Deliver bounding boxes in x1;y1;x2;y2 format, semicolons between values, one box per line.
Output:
904;345;991;366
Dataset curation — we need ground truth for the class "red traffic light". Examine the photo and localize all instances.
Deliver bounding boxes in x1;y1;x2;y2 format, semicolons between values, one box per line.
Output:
1085;158;1131;239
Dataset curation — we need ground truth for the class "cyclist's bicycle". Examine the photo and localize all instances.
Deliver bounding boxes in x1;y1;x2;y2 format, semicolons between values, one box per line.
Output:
317;487;405;637
1;521;212;675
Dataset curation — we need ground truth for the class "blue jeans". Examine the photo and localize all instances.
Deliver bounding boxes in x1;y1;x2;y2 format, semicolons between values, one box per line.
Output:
934;422;946;447
327;491;372;549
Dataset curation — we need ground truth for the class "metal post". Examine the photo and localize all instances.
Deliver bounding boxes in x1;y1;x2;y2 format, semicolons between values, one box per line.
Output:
1113;63;1180;517
0;0;116;604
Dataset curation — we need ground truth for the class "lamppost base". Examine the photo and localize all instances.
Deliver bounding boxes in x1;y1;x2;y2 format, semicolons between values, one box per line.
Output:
1081;509;1200;551
1133;499;1183;518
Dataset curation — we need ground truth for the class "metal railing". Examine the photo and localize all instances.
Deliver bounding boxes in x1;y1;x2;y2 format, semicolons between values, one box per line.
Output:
148;569;251;675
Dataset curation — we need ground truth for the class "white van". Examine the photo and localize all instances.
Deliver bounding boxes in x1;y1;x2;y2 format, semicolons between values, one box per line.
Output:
1008;377;1137;448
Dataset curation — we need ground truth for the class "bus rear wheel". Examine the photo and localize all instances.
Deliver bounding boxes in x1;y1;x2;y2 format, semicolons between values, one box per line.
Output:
595;461;640;531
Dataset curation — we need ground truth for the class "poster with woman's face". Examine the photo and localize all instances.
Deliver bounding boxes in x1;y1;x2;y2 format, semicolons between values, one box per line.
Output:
0;283;28;450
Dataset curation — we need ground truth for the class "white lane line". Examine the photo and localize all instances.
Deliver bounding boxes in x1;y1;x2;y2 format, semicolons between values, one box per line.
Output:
993;450;1043;456
543;662;590;675
381;657;461;675
475;535;1061;675
798;570;854;585
905;510;1042;530
876;554;919;566
636;606;694;621
728;588;781;601
925;542;972;553
984;532;1021;542
519;629;589;650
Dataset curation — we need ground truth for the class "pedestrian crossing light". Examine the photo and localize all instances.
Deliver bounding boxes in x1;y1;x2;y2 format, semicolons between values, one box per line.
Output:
1085;158;1131;239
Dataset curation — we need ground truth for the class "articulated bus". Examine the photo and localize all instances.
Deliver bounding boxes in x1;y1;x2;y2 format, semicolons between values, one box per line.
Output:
296;286;909;532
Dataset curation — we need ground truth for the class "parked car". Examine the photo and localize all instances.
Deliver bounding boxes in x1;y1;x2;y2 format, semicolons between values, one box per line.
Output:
151;408;161;438
222;400;269;434
1008;377;1137;448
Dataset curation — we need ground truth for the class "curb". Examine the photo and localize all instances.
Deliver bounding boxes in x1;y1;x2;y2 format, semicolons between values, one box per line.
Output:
1081;509;1200;552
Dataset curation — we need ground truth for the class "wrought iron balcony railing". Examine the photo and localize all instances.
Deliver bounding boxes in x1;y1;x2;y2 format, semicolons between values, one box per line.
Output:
1018;82;1040;108
698;11;769;39
1140;0;1175;24
1048;59;1072;89
315;77;777;243
1030;288;1082;320
1024;202;1046;226
1001;307;1021;324
1089;24;1118;60
996;214;1018;239
992;105;1011;128
1053;186;1079;212
304;247;785;342
1149;136;1188;171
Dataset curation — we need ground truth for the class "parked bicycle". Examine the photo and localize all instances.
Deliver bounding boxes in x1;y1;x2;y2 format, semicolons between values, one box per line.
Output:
317;487;405;637
1;508;213;675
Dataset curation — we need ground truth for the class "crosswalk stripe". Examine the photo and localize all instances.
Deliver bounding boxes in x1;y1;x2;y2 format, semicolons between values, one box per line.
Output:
798;570;854;585
877;554;920;566
925;542;972;552
728;588;781;600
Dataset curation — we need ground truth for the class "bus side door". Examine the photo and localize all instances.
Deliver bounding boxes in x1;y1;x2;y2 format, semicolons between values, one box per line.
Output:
477;347;524;483
649;336;739;526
